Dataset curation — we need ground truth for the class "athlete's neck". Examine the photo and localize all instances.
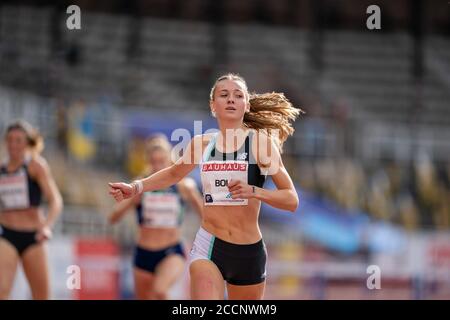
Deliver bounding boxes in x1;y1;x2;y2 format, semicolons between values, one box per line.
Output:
8;154;25;169
216;120;247;136
215;120;248;153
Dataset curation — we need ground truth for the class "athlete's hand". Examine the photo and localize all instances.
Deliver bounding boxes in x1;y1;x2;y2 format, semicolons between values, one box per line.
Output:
108;182;134;202
228;179;256;200
35;225;53;242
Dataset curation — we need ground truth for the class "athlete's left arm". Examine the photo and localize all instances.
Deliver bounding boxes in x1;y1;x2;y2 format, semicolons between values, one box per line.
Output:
178;177;204;218
254;160;299;212
32;157;64;233
228;132;299;212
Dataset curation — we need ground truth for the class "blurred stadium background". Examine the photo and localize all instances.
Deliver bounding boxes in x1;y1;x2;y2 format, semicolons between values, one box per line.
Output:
1;0;449;299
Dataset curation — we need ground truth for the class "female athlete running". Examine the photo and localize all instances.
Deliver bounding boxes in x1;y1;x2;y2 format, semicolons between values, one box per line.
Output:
0;120;63;299
109;73;300;300
109;134;203;299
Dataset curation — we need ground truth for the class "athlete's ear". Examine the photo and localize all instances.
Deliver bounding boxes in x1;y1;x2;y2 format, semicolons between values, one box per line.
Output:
245;99;250;113
209;100;216;117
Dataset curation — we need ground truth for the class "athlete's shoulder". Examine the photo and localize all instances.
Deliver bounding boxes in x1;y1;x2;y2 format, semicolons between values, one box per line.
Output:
202;132;217;139
27;155;51;179
250;129;281;167
190;132;217;147
249;129;274;147
28;154;49;172
195;132;216;141
249;128;269;138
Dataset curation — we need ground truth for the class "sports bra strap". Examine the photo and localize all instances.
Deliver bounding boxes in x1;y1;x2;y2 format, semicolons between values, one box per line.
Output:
0;155;31;171
245;131;250;154
202;132;254;162
202;132;218;163
23;154;32;165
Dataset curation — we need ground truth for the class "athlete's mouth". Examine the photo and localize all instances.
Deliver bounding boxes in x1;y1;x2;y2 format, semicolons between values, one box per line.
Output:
225;107;236;111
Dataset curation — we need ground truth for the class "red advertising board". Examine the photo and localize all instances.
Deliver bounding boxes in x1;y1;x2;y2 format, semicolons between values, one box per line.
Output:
73;238;120;300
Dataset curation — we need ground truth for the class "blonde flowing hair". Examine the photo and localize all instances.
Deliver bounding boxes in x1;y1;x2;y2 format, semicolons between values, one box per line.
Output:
209;73;303;152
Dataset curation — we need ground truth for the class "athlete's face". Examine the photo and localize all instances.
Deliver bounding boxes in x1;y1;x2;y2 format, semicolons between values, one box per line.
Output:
148;149;170;172
5;129;28;160
210;79;249;122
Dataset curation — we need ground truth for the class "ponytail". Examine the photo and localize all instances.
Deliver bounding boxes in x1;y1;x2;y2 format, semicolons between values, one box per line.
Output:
28;132;44;155
245;92;303;152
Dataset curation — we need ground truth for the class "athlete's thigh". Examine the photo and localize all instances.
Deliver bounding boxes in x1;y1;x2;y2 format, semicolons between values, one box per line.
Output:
189;259;225;300
21;242;50;300
133;267;155;300
226;281;265;300
0;239;20;299
153;254;185;293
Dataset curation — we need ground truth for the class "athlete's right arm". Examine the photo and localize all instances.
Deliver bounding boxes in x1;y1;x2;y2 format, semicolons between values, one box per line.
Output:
109;135;204;203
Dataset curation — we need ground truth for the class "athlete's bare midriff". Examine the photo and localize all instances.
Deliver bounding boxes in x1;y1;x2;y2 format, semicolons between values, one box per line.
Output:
0;208;44;231
198;132;263;244
201;199;262;244
137;227;181;250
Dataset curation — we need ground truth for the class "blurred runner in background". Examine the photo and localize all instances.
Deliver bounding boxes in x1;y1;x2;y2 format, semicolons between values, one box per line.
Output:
109;134;203;299
0;120;63;300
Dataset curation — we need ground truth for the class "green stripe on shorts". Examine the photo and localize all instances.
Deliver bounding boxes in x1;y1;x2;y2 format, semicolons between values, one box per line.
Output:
207;235;215;260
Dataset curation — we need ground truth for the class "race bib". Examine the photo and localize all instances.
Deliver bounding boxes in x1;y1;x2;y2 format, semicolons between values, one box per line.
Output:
0;169;30;211
142;192;181;228
201;160;248;206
